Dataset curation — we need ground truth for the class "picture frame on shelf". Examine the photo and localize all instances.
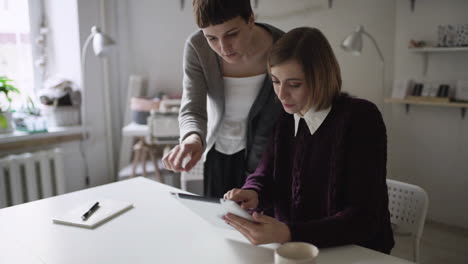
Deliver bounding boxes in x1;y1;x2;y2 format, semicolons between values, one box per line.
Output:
455;80;468;102
391;79;413;99
401;80;456;104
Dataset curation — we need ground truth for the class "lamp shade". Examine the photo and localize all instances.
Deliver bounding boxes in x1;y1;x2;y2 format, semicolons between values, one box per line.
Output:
91;26;115;57
341;25;364;56
340;24;385;104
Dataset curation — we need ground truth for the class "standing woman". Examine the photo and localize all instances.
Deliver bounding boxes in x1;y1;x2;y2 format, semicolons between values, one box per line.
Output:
224;27;394;253
162;0;283;197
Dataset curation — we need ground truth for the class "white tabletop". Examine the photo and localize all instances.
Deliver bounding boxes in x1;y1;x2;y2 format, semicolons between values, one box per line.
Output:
122;122;149;137
0;178;411;264
122;122;179;144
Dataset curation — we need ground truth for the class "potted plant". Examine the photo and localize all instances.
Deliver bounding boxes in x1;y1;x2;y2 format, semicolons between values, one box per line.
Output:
0;76;20;133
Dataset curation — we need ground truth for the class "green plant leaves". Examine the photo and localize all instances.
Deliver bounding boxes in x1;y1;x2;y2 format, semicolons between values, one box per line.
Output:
0;76;20;112
0;113;7;130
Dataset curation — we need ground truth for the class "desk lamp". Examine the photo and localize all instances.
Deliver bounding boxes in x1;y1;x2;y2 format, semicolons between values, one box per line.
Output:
80;26;115;185
341;25;385;101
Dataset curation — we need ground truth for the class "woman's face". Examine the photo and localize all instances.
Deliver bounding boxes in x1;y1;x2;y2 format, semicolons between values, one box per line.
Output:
271;60;310;115
202;16;254;64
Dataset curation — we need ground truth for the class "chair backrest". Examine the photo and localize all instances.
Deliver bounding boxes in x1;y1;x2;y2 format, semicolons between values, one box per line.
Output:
386;179;429;239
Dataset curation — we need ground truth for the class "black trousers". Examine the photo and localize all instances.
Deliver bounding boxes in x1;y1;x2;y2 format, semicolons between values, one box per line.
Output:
203;146;246;198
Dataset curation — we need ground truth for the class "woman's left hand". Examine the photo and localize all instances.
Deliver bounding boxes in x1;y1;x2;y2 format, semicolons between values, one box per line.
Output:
224;212;291;245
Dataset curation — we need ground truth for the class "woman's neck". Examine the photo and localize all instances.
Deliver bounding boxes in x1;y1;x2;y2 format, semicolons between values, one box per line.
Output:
243;25;272;61
221;24;273;77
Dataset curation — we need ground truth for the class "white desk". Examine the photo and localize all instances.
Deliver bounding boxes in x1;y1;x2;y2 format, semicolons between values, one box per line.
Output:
0;178;412;264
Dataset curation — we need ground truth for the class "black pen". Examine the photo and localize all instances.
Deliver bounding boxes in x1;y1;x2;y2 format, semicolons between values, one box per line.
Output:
81;202;100;221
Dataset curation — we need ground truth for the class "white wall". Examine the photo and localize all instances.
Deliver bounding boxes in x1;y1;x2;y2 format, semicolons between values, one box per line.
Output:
257;0;396;109
389;0;468;228
44;0;113;189
75;0;114;187
120;0;197;96
117;0;395;108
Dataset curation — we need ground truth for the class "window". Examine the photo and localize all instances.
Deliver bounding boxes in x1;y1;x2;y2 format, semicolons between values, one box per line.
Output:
0;0;41;109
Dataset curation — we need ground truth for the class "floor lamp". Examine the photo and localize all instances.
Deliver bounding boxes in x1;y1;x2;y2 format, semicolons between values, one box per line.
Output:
80;25;115;185
341;25;386;104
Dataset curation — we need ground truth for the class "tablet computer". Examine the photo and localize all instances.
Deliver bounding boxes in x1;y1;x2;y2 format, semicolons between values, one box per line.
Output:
171;192;254;230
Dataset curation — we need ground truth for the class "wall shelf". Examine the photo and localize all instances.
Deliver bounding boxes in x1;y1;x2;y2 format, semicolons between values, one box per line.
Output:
409;47;468;52
385;98;468;118
409;46;468;75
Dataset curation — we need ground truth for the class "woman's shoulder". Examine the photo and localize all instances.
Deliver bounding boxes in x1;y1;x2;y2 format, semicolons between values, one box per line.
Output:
256;23;285;41
186;30;208;48
335;94;384;131
274;110;294;131
338;93;380;115
184;30;219;66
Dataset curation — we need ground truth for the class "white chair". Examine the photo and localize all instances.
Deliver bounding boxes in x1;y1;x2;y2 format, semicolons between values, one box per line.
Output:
387;179;429;263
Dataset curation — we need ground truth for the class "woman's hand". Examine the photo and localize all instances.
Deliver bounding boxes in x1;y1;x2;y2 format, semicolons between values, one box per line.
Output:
162;134;203;172
224;189;259;210
224;212;291;245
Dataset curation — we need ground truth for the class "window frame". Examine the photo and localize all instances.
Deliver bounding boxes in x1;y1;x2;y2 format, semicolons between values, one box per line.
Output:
27;0;46;95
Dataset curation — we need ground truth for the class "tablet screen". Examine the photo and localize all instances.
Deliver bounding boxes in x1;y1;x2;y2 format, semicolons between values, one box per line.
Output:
171;192;254;230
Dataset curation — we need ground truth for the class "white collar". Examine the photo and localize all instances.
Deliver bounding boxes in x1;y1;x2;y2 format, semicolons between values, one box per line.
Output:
293;106;332;136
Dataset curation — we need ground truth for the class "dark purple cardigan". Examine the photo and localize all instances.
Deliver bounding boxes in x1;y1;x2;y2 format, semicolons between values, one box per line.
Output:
243;94;395;253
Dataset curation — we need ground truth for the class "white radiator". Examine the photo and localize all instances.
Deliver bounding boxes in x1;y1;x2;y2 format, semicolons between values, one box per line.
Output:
0;148;65;208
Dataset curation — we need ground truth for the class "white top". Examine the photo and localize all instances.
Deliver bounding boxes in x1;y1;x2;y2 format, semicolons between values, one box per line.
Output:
0;177;413;264
293;106;332;136
215;74;266;155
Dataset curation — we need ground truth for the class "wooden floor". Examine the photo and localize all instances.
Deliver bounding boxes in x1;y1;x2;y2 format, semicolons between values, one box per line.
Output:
391;220;468;263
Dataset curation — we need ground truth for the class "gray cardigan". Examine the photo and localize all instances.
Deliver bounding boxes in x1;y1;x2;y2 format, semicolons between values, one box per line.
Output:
179;23;284;174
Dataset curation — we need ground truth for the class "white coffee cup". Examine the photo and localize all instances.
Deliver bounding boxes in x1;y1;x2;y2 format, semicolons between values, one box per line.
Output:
274;242;319;264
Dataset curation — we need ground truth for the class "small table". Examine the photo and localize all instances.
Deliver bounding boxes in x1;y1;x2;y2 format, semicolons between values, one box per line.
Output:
121;122;179;181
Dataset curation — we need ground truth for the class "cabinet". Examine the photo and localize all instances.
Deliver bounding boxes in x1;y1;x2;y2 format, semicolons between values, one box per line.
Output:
385;47;468;118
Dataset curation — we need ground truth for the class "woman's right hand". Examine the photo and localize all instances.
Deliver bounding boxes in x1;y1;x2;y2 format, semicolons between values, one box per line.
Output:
224;189;259;210
162;133;203;172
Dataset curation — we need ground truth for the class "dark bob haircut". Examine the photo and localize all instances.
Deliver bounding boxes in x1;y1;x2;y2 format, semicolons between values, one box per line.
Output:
193;0;252;28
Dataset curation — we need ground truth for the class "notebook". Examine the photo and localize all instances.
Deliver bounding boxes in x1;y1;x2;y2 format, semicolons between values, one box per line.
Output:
52;199;134;229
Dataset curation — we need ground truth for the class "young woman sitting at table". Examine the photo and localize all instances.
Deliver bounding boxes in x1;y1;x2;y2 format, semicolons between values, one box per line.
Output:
223;27;395;254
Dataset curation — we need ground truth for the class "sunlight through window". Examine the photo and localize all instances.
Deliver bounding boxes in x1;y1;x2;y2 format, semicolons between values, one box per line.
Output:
0;0;35;109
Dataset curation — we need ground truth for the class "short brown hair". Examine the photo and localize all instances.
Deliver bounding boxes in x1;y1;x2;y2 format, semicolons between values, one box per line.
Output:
268;27;341;111
192;0;252;28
